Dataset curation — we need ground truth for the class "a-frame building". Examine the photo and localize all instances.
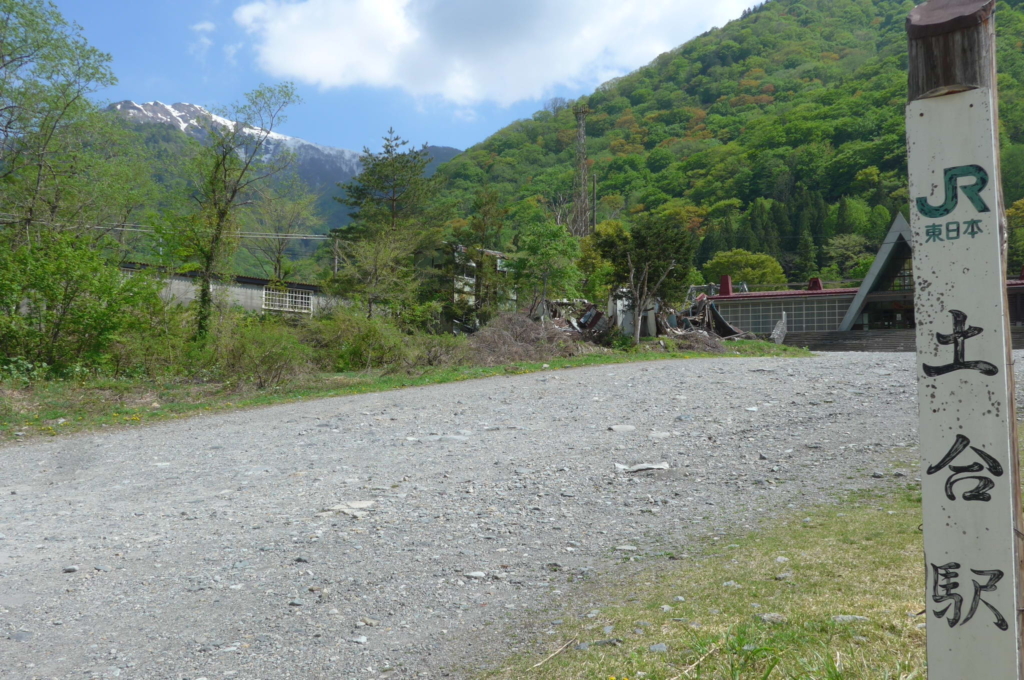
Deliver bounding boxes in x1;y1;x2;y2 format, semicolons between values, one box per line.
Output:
838;213;915;331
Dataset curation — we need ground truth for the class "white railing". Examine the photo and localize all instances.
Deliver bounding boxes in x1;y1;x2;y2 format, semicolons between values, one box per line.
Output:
262;287;312;314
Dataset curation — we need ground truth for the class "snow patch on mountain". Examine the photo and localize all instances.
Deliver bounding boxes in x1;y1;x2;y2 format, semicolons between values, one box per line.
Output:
108;100;366;208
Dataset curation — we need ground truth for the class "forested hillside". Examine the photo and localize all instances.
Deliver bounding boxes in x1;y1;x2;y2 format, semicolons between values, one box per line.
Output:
438;0;1024;279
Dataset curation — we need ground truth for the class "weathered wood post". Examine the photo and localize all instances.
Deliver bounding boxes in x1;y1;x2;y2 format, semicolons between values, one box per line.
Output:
906;1;1024;676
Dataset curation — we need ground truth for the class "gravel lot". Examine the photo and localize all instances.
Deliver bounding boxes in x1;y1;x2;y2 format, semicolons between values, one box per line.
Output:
0;352;937;679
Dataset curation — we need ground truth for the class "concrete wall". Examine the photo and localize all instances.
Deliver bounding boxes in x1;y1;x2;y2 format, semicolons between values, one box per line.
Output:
152;274;328;314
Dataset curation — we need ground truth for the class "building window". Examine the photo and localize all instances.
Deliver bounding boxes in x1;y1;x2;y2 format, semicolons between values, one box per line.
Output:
262;286;313;314
888;259;914;292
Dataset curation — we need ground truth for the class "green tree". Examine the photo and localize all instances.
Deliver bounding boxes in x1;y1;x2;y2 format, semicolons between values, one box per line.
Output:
1007;198;1024;276
824;233;873;277
578;226;617;302
835;196;872;236
0;0;114;190
864;204;892;246
167;83;300;339
596;211;697;345
450;187;510;324
0;233;161;370
793;228;818;281
243;176;323;281
702;249;787;288
0;0;164;372
747;198;774;253
332;129;443;319
510;214;581;316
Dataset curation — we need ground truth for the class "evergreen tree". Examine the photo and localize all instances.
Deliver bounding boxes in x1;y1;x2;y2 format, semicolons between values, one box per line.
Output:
719;212;737;250
794;228;818;281
735;218;761;252
696;219;733;266
807;191;831;264
747;198;772;253
332;129;444;318
768;200;790;256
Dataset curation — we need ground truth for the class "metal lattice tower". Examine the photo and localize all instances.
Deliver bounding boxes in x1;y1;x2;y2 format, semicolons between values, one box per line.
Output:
570;104;591;237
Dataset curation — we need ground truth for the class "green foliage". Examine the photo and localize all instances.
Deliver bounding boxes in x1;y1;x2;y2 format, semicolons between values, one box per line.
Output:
1009;198;1024;276
217;317;311;389
162;82;301;339
824;233;874;277
305;308;412;372
331;129;446;319
0;234;162;372
433;0;1024;279
703;249;787;288
243;176;324;281
794;228;818;281
448;187;513;326
508;199;582;313
597;208;697;343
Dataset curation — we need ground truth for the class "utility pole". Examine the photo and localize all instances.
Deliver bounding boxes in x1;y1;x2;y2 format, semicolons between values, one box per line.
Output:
570;104;591;238
905;1;1024;677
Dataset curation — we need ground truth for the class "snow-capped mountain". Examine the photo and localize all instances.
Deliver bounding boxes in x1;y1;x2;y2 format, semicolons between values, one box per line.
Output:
108;100;365;192
107;100;461;226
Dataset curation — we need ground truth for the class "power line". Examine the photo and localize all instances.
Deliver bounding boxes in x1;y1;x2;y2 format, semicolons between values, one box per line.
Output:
0;213;332;241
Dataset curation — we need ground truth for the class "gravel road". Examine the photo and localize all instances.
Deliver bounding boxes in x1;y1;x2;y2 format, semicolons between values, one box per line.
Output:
0;352;934;679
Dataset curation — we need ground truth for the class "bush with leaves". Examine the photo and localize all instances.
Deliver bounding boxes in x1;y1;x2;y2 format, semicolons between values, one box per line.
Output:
217;317;311;389
304;308;411;372
0;234;163;374
702;249;787;289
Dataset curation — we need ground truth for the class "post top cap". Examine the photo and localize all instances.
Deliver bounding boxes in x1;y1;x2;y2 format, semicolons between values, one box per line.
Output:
907;0;994;40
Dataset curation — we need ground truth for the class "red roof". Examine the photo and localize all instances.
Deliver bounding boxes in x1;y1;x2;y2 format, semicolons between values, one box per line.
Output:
712;279;1024;301
709;287;859;301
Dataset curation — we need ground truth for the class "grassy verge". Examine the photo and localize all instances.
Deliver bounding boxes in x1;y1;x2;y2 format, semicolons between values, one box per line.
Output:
0;339;807;443
487;487;926;680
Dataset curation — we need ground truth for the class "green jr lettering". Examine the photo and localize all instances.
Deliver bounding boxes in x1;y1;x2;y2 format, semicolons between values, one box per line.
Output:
916;165;991;218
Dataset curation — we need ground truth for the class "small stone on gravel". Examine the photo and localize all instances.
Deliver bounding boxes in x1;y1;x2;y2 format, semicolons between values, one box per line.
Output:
650;643;668;653
833;615;870;624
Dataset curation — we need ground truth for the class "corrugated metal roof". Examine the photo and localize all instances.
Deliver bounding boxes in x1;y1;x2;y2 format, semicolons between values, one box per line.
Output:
709;287;859;301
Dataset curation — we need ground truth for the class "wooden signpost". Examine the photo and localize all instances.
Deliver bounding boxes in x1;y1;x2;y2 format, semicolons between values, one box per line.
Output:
906;1;1024;676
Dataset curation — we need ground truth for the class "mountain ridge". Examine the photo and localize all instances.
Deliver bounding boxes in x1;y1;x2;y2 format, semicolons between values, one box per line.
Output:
107;100;461;229
437;0;1024;278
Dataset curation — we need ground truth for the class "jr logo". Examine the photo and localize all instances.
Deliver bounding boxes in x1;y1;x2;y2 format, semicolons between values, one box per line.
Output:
916;165;991;218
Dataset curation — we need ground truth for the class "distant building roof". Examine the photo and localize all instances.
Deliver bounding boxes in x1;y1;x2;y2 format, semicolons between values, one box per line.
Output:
709;287;859;302
119;261;322;292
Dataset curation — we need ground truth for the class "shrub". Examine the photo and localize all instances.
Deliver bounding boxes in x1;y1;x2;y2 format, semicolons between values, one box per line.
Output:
411;333;470;368
0;234;163;373
304;309;410;372
218;318;311;389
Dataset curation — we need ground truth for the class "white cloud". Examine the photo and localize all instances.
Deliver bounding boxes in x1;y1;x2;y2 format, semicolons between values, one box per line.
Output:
233;0;753;106
189;20;216;62
224;42;243;65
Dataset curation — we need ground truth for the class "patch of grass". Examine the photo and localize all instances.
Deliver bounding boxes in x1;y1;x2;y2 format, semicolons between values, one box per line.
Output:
0;340;809;442
485;488;926;680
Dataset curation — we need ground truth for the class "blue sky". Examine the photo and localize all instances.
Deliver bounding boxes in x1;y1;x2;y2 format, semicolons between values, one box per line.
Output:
54;0;753;153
